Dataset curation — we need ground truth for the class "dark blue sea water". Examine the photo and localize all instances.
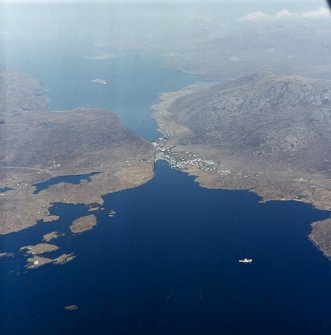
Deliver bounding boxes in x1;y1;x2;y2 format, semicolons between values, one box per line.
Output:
1;4;331;334
1;161;331;335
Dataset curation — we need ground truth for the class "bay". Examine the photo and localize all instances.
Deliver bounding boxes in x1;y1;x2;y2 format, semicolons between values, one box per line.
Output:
0;161;330;335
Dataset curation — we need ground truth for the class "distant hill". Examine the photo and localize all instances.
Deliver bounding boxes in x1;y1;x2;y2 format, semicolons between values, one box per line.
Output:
154;73;331;210
170;73;331;176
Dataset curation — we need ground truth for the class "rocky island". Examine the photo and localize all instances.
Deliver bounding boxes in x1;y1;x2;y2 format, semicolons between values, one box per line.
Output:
20;243;59;255
153;73;331;258
70;215;97;234
0;66;155;235
26;253;76;269
43;231;64;242
19;240;76;269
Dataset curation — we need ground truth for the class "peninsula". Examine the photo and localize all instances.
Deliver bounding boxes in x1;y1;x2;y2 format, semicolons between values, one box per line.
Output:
0;66;155;234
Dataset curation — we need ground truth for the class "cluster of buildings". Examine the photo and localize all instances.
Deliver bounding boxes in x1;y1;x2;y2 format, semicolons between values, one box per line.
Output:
153;139;217;173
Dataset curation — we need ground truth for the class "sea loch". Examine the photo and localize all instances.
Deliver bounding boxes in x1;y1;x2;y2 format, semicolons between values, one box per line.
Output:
1;3;331;335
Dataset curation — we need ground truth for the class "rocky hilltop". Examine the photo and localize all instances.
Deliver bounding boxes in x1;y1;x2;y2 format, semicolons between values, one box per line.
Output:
153;73;331;258
170;73;331;174
0;67;155;234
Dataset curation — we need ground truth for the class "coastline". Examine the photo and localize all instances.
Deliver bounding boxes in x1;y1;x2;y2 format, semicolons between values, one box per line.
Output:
152;85;331;259
0;67;156;235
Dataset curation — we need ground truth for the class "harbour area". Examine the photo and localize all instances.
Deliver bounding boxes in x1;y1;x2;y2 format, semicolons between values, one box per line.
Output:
153;139;218;174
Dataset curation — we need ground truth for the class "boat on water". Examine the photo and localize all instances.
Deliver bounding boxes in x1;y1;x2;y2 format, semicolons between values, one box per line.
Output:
238;258;253;263
91;78;107;85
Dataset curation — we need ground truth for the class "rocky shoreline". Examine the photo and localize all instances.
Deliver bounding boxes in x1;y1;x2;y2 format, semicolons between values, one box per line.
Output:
152;78;331;260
